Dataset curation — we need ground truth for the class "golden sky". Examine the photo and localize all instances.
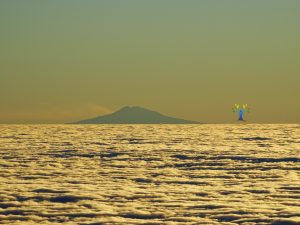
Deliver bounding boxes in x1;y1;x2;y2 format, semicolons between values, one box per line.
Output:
0;1;299;123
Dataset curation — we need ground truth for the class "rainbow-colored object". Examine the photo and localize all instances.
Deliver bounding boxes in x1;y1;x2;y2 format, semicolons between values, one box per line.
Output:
233;104;250;121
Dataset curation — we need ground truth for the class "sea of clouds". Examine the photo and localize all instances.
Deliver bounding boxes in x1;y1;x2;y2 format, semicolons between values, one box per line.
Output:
0;124;299;224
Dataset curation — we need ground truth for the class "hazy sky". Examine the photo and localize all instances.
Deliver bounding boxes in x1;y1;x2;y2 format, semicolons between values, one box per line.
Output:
1;0;299;123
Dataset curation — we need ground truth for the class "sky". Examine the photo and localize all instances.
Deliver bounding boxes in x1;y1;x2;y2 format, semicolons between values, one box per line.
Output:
0;0;299;124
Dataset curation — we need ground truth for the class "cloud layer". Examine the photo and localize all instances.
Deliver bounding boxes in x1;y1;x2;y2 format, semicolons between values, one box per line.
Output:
0;124;299;224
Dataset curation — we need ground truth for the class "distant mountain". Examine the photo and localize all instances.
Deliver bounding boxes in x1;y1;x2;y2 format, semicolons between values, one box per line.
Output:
74;106;200;124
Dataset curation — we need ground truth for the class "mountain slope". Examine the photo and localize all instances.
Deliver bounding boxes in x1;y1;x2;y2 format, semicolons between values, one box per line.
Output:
74;106;200;124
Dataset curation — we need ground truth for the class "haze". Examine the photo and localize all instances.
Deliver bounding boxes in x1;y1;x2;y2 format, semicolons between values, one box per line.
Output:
0;0;299;123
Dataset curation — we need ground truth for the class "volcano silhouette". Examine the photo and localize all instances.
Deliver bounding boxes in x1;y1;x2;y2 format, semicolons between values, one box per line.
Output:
74;106;200;124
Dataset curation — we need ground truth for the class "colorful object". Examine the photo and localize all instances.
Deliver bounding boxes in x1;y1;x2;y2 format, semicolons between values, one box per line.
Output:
233;104;250;121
